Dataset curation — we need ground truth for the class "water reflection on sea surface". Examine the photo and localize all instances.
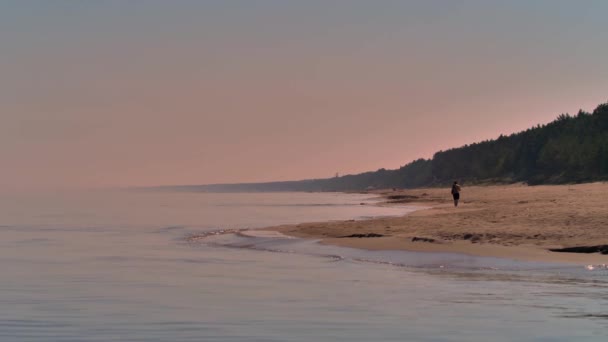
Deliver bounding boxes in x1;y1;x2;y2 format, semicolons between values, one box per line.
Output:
0;191;606;341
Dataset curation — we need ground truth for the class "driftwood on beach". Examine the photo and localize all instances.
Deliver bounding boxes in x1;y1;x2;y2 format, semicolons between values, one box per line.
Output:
549;245;608;255
340;233;384;238
411;237;436;243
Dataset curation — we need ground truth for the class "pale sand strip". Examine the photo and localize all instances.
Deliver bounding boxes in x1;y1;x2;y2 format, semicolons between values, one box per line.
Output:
267;183;608;264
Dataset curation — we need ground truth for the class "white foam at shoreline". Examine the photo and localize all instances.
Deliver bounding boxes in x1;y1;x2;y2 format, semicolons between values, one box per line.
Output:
239;230;295;239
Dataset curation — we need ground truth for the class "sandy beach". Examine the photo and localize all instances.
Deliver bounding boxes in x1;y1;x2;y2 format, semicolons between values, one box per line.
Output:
268;183;608;264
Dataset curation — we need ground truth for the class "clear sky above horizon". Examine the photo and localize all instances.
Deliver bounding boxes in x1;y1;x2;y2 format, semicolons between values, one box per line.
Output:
1;0;607;190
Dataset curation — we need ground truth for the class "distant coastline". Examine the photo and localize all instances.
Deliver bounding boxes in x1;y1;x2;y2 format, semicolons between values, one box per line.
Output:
144;101;608;194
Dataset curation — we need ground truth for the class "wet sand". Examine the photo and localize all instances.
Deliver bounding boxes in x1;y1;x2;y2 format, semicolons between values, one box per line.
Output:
268;183;608;264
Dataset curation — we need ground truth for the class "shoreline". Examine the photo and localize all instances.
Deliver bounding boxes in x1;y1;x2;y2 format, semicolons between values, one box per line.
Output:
264;183;608;265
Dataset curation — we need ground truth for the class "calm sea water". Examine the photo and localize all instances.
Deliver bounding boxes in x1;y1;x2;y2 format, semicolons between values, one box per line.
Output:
0;190;607;342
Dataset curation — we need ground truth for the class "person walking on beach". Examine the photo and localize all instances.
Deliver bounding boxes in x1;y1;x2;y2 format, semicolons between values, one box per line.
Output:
451;181;461;207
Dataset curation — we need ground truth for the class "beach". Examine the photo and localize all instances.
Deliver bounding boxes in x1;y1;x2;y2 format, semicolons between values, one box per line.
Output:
269;183;608;264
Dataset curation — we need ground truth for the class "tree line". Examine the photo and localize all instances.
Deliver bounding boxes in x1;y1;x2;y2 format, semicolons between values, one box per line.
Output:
158;101;608;192
319;101;608;190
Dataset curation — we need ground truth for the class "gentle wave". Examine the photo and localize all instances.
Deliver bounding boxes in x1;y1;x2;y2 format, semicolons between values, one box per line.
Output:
212;203;365;207
187;229;608;278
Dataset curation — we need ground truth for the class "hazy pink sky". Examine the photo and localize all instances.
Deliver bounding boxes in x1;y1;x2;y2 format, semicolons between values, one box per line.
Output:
1;1;607;190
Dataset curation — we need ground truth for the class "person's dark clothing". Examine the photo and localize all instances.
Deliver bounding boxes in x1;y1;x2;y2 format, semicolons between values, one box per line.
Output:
451;184;461;201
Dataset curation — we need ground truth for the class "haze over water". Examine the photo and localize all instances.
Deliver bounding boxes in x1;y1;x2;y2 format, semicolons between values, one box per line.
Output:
1;190;607;341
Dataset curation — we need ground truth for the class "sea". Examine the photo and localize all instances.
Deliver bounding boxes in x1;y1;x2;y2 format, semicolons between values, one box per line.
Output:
0;190;607;342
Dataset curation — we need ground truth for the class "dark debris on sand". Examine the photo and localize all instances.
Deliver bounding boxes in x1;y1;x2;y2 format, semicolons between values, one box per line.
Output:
549;245;608;255
340;233;384;238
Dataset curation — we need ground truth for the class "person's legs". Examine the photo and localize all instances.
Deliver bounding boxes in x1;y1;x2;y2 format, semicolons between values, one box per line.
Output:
453;193;459;207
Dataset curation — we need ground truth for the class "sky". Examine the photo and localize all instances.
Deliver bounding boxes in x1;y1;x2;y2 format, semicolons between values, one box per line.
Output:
1;0;607;190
